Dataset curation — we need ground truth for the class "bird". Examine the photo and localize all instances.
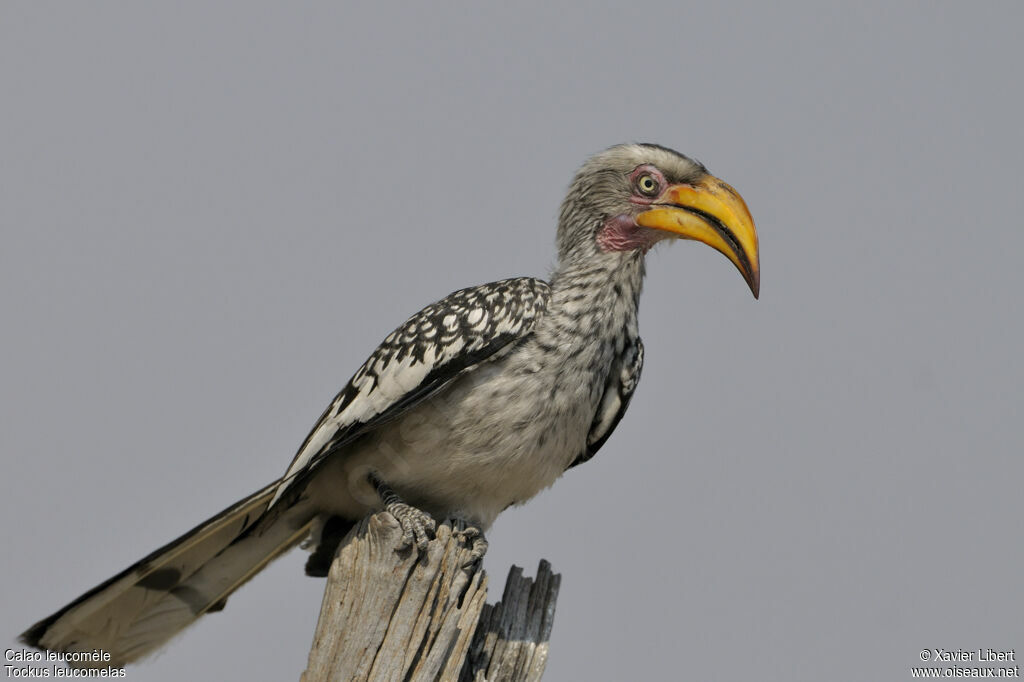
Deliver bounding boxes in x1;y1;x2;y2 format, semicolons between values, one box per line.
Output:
21;143;759;668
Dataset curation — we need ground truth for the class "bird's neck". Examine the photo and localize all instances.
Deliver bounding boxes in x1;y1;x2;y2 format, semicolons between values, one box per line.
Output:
547;251;646;336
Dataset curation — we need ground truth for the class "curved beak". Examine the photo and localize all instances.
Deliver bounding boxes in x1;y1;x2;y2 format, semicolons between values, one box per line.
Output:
636;174;760;298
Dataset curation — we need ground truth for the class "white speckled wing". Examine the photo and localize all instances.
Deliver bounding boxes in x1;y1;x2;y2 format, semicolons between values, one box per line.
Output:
569;335;644;470
270;278;551;505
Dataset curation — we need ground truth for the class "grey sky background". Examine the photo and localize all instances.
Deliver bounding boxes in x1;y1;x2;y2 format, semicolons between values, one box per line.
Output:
2;3;1021;681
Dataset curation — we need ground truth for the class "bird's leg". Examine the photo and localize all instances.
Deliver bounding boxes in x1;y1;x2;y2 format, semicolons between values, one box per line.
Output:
451;520;489;568
369;474;436;552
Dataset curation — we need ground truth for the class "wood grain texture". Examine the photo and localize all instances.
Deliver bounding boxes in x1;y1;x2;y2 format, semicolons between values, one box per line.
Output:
460;561;560;682
300;514;559;682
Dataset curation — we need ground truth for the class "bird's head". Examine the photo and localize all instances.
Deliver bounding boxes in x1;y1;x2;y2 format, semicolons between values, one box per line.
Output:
557;143;760;298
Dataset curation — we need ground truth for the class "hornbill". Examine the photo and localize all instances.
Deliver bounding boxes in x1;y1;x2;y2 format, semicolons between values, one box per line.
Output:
21;143;760;667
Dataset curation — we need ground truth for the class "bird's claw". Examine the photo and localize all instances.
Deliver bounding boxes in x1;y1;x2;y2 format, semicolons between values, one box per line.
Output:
453;525;489;568
371;474;437;554
388;502;437;553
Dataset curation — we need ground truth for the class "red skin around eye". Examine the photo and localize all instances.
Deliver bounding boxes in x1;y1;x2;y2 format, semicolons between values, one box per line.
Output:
627;164;668;206
596;165;672;253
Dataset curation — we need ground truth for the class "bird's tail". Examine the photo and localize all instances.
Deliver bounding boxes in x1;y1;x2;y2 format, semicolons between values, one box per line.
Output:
20;481;317;668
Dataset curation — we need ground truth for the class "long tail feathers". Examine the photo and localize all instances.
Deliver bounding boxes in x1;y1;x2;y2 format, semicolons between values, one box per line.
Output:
20;482;316;668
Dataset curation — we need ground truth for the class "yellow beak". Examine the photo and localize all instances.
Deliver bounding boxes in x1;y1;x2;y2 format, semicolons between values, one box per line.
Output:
636;175;760;298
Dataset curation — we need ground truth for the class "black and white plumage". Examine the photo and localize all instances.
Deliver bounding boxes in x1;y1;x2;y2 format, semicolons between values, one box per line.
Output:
272;277;552;509
21;143;760;667
573;336;644;470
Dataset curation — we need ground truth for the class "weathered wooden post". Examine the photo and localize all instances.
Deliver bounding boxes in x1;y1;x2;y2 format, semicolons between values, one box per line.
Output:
301;513;560;682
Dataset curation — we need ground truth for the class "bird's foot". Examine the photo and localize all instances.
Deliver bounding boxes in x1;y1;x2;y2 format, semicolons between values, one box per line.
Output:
452;523;489;568
389;502;437;553
371;475;436;553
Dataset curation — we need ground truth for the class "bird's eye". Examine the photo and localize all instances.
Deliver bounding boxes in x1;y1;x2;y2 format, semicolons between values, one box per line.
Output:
637;173;660;196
